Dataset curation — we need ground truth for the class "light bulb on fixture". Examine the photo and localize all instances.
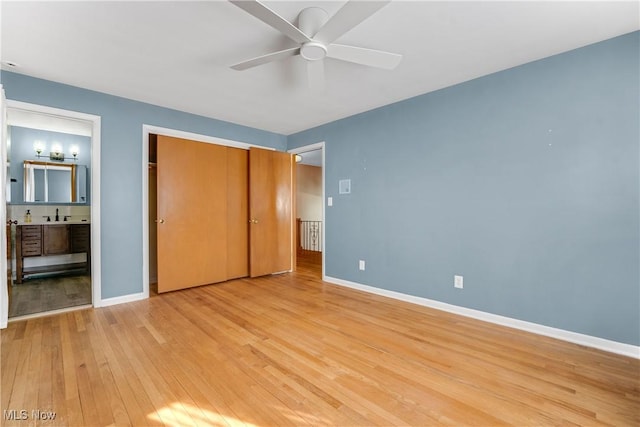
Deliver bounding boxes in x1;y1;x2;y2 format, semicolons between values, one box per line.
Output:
34;141;45;157
70;145;79;160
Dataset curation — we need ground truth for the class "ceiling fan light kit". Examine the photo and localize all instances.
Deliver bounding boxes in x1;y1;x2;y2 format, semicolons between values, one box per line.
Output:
229;0;402;87
300;42;327;61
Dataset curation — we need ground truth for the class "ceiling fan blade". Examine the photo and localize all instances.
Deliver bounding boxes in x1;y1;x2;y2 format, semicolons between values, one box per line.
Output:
313;0;391;44
229;0;311;44
231;47;300;70
327;44;402;70
307;60;325;92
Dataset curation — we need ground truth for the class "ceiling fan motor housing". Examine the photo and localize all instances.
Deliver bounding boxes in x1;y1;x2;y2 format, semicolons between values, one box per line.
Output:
298;7;329;61
298;7;329;36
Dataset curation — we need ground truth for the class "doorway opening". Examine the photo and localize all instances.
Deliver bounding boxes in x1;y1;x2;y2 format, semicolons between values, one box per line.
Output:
4;102;100;321
290;143;325;279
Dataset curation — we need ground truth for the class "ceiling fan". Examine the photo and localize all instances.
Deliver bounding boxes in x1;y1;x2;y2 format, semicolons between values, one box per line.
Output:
229;0;402;89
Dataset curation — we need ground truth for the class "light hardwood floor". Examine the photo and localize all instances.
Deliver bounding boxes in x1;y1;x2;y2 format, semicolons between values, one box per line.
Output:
1;261;638;426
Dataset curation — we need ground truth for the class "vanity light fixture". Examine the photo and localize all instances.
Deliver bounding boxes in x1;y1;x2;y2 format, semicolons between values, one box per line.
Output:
50;142;65;161
33;140;45;157
34;140;79;162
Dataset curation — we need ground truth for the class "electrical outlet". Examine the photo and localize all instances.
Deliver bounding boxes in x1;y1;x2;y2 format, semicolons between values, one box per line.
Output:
359;260;366;271
454;275;463;289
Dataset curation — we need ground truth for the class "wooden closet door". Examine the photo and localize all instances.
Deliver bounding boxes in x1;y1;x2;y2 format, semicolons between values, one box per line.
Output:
249;147;295;277
226;147;249;279
157;136;228;292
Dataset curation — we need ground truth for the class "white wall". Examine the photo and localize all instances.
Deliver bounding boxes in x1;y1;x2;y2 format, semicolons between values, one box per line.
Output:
296;164;322;221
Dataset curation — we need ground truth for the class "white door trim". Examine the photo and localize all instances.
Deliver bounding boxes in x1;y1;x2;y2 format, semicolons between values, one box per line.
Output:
3;100;102;314
1;86;7;328
288;142;326;279
141;124;275;299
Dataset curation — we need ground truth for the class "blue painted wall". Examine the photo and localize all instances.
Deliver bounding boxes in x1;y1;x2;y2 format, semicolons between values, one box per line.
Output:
1;72;286;299
288;32;640;346
9;126;91;204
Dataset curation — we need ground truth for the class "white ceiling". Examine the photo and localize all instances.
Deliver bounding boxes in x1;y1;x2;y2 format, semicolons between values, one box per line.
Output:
297;148;323;166
1;1;638;136
7;108;93;137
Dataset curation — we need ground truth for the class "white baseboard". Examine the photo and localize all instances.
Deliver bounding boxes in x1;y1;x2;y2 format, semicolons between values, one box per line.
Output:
100;291;147;308
323;276;640;359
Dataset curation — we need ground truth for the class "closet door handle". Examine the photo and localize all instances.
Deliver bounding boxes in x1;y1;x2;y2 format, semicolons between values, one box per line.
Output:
155;219;165;224
249;219;259;224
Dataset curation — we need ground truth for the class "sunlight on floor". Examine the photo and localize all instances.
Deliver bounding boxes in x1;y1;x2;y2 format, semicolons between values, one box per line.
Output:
148;401;332;426
148;402;257;427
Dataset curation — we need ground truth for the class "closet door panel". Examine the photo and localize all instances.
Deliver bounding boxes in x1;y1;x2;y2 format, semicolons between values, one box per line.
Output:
249;147;294;277
157;136;228;292
226;147;249;279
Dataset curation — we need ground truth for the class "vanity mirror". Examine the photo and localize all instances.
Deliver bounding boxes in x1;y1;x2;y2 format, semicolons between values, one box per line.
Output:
23;160;87;203
7;124;91;205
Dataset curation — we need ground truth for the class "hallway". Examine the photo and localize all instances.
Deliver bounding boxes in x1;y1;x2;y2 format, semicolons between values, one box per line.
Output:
296;250;321;279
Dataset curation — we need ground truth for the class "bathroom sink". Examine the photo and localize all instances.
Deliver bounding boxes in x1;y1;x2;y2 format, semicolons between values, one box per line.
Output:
17;219;90;225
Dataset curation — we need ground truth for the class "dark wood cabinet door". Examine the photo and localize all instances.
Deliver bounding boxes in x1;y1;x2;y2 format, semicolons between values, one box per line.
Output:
71;224;90;253
43;224;70;255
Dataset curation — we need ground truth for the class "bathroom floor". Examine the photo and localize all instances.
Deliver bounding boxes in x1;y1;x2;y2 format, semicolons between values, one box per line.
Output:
9;274;91;318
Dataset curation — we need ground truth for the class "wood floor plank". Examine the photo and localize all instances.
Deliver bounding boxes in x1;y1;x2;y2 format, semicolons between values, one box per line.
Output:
1;320;37;427
113;305;200;427
49;317;67;426
98;311;163;426
1;259;638;426
72;331;101;425
1;321;23;412
36;317;54;422
133;292;258;426
59;314;84;427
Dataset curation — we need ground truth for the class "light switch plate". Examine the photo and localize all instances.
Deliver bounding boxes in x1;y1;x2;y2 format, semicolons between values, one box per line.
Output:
328;196;333;206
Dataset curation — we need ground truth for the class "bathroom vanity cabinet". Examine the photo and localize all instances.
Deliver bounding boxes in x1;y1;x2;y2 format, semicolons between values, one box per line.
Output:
15;223;90;283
